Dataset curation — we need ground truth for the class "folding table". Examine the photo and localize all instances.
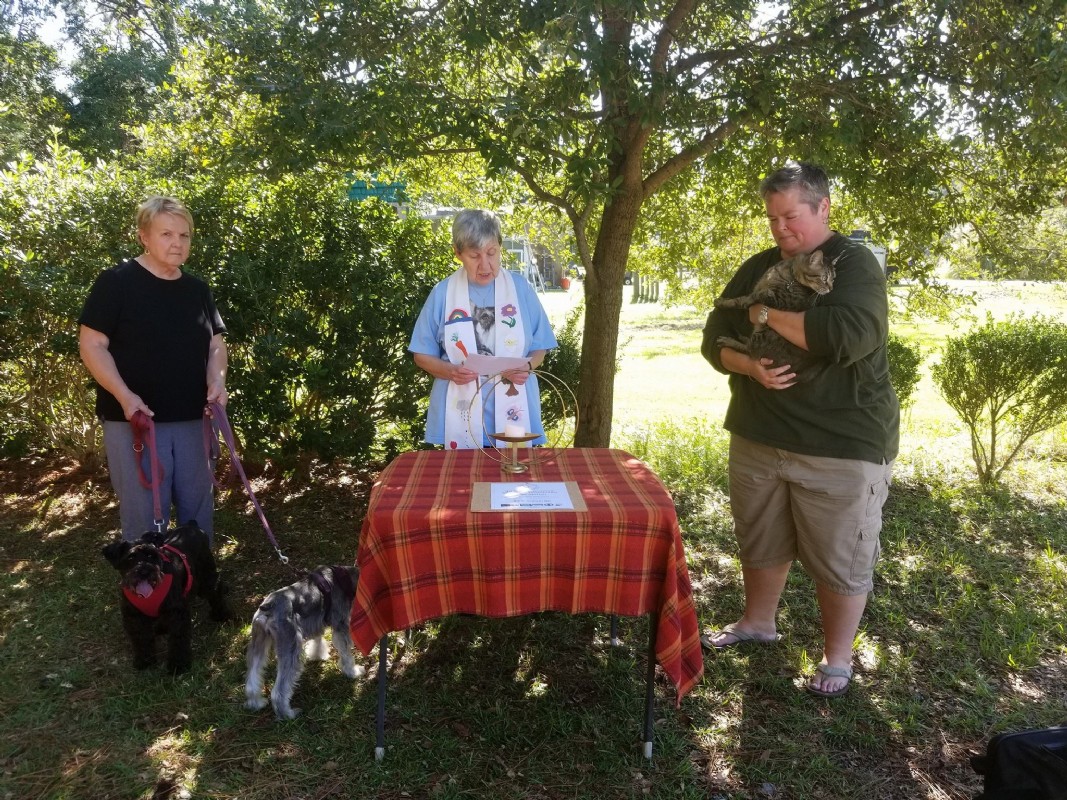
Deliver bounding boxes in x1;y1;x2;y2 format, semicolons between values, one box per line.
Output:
349;448;704;760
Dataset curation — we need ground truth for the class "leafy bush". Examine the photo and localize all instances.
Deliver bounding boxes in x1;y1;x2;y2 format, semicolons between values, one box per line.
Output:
0;143;144;461
932;313;1067;487
614;418;729;519
196;181;452;466
886;332;923;412
0;145;453;467
540;303;583;432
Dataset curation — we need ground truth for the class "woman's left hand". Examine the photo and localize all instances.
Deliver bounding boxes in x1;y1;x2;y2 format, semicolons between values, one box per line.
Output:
505;351;544;387
503;366;531;386
207;380;228;407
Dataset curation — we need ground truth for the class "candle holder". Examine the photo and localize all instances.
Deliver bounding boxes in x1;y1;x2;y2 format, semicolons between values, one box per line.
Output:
466;369;578;473
488;432;541;473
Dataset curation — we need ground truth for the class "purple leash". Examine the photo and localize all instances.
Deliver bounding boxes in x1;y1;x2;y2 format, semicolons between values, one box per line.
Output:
130;410;166;533
204;402;289;565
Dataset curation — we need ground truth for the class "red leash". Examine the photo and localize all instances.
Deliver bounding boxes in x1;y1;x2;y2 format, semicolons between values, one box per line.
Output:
130;410;165;532
203;402;289;564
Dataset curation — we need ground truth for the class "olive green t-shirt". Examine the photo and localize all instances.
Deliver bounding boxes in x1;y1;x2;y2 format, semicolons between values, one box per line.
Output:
702;233;899;464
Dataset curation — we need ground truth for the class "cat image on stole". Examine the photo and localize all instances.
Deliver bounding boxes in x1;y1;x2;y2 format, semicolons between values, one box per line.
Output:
473;304;521;396
714;249;835;383
472;306;495;355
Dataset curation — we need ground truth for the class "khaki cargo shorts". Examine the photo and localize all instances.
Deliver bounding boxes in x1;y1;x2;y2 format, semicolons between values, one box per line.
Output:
728;434;894;595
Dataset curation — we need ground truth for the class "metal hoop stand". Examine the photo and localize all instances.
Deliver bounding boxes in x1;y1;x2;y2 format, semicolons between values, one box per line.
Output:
465;369;578;472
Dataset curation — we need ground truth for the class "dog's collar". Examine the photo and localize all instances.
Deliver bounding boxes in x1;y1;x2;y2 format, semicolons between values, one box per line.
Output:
121;544;193;618
309;569;334;618
123;573;174;617
307;566;353;619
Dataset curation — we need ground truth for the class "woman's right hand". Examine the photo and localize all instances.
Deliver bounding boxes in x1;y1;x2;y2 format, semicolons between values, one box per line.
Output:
449;363;478;385
119;391;154;420
749;357;796;390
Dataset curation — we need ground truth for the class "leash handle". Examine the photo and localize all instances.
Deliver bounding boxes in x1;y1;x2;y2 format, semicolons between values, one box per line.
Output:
130;411;165;532
204;402;289;565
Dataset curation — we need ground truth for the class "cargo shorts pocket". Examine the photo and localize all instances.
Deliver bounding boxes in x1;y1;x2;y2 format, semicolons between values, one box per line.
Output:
850;524;882;587
865;473;891;518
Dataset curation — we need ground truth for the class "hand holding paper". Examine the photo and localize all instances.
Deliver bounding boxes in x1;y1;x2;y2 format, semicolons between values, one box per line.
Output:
463;353;530;376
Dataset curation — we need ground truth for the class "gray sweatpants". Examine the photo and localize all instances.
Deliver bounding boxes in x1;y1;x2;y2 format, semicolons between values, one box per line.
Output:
103;419;215;544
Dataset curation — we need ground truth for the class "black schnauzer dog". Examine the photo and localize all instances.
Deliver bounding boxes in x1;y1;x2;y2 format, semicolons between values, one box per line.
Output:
244;565;364;719
102;523;232;674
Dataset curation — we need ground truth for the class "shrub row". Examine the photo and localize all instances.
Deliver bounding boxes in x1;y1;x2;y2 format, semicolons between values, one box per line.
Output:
0;144;454;467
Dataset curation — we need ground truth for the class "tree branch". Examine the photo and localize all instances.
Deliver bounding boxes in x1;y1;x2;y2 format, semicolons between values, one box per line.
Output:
518;157;596;271
643;112;750;197
671;0;900;77
651;0;697;77
512;161;574;215
572;202;595;270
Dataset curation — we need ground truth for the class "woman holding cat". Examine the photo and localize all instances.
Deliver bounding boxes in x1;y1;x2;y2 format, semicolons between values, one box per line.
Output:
409;209;557;448
700;161;899;698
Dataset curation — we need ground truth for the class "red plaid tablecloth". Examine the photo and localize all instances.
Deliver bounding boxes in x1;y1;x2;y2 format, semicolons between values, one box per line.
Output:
349;448;703;705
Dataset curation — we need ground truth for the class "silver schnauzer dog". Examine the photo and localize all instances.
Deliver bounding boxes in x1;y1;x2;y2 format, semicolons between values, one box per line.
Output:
244;565;365;719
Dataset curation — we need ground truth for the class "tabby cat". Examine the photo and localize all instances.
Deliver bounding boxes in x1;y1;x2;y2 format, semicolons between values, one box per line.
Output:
714;249;835;382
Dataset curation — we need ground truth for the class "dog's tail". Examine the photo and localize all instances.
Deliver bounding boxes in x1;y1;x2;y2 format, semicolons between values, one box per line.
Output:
246;606;276;678
244;606;276;710
248;606;276;657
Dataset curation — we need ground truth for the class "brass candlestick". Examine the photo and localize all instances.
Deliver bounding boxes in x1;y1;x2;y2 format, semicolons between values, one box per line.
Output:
468;369;579;472
488;432;540;473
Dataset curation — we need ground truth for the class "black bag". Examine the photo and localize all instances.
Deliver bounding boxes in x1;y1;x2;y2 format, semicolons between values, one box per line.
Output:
972;726;1067;800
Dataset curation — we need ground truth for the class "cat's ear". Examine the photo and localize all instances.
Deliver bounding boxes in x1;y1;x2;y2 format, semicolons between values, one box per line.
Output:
810;250;824;266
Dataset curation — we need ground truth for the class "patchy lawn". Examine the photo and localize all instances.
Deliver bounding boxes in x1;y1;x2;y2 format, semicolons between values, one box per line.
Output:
2;443;1065;799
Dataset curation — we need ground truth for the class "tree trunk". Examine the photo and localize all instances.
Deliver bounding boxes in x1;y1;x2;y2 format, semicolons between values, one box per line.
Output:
575;185;643;448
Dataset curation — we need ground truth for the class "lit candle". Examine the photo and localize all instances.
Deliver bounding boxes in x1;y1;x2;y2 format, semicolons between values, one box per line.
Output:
504;422;524;438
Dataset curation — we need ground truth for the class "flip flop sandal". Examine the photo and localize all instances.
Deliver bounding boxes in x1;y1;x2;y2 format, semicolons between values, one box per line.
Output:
700;622;781;651
805;663;853;698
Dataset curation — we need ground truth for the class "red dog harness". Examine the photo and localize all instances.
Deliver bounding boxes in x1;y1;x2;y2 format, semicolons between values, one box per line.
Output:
122;545;194;617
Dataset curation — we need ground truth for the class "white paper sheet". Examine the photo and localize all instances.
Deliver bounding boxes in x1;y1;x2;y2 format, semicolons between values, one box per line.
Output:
463;353;530;376
489;482;575;510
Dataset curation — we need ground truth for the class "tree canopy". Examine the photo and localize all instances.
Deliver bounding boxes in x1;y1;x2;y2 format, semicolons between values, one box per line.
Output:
188;0;1067;445
0;31;66;161
3;0;1066;448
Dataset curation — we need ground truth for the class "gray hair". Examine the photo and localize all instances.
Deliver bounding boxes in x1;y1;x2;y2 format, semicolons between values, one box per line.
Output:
759;161;830;211
452;209;502;252
136;196;195;235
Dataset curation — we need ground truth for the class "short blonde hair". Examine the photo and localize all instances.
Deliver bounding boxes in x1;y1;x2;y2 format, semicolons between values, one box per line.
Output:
136;196;195;235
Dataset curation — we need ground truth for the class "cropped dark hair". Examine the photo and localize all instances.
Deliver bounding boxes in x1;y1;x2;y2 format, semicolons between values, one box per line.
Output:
759;161;830;210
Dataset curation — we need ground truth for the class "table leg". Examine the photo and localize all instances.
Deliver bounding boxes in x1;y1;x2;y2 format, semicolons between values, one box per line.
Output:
643;613;658;760
610;614;620;646
375;634;388;762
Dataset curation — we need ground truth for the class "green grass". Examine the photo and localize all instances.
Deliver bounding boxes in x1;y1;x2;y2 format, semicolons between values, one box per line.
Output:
2;280;1067;799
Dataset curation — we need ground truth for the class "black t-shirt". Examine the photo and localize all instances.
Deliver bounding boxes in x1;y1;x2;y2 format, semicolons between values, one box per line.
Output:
78;259;226;422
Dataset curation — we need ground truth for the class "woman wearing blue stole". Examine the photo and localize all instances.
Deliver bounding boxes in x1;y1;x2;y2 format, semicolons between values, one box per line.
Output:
409;210;557;448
